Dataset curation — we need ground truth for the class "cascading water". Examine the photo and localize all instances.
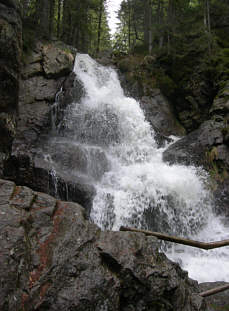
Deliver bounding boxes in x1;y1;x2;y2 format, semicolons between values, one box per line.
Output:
48;53;229;282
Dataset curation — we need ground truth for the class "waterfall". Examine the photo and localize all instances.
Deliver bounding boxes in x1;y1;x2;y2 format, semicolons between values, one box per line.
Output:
48;54;229;282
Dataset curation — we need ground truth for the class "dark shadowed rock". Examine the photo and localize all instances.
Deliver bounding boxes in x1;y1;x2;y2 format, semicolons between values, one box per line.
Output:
3;152;96;217
140;91;186;137
117;62;185;144
0;179;207;311
163;120;227;167
199;282;229;311
210;81;229;118
2;41;94;211
0;0;22;172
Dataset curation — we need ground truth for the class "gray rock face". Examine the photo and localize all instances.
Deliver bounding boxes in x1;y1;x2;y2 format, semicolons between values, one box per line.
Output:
3;41;96;212
140;91;186;137
210;81;229;117
16;41;76;151
119;71;186;146
0;178;207;311
163;120;227;167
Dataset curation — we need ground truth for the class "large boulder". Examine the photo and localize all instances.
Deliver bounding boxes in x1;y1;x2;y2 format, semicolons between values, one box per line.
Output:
0;178;207;311
163;120;226;168
140;91;186;138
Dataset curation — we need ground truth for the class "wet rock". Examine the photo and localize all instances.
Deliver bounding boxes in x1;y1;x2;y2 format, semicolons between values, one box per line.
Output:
163;119;229;215
117;58;185;140
3;40;81;207
0;179;207;310
4;153;96;216
163;120;227;168
20;75;64;105
43;141;110;181
140;92;186;137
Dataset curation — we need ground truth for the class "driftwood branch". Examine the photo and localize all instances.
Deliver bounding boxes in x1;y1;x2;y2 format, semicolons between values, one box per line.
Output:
199;284;229;297
120;226;229;250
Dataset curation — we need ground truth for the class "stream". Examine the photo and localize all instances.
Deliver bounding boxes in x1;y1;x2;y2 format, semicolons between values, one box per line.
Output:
46;54;229;283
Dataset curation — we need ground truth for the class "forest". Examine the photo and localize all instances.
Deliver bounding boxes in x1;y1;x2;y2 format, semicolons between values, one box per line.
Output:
20;0;229;116
20;0;229;58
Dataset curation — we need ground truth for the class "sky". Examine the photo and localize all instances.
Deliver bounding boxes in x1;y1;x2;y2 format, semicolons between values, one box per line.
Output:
106;0;122;36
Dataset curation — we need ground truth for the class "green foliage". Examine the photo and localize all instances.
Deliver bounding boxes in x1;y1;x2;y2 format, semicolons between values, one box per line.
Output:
21;0;111;55
154;70;177;97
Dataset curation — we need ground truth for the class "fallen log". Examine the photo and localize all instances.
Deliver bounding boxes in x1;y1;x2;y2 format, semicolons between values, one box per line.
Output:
119;226;229;250
199;284;229;297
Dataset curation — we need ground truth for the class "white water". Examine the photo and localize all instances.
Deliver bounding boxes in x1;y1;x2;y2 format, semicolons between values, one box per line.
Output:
60;54;229;282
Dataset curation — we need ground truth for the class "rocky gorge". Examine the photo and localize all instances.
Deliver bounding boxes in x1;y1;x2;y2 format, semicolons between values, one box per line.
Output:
0;0;229;310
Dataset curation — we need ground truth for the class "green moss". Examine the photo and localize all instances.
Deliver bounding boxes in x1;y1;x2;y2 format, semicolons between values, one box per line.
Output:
205;147;229;182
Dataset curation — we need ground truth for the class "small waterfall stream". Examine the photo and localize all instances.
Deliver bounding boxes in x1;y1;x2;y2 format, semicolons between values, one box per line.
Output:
47;54;229;282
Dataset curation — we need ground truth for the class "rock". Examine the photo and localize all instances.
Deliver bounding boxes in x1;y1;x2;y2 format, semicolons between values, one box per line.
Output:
163;119;229;215
0;112;17;152
3;40;81;207
20;75;64;105
42;42;75;78
3;41;96;212
0;0;22;158
199;282;229;311
163;120;227;168
140;93;186;137
14;100;51;150
4;152;96;217
0;179;207;310
116;56;185;140
210;81;229;129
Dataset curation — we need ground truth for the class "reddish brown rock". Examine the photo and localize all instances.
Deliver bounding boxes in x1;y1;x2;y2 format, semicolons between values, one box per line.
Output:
0;178;207;311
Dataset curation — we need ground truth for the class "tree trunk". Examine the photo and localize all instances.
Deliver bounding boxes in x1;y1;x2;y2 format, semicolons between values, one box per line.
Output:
49;0;55;38
144;0;152;54
62;0;71;42
38;0;50;38
96;0;103;55
22;0;30;18
57;0;61;38
167;0;174;54
127;0;131;50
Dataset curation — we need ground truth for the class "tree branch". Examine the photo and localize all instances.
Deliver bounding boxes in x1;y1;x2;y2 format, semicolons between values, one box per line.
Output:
119;226;229;250
199;284;229;297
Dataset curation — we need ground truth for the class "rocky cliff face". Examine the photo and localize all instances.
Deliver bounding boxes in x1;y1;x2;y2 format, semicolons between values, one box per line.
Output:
0;0;22;174
0;178;207;311
2;40;96;212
